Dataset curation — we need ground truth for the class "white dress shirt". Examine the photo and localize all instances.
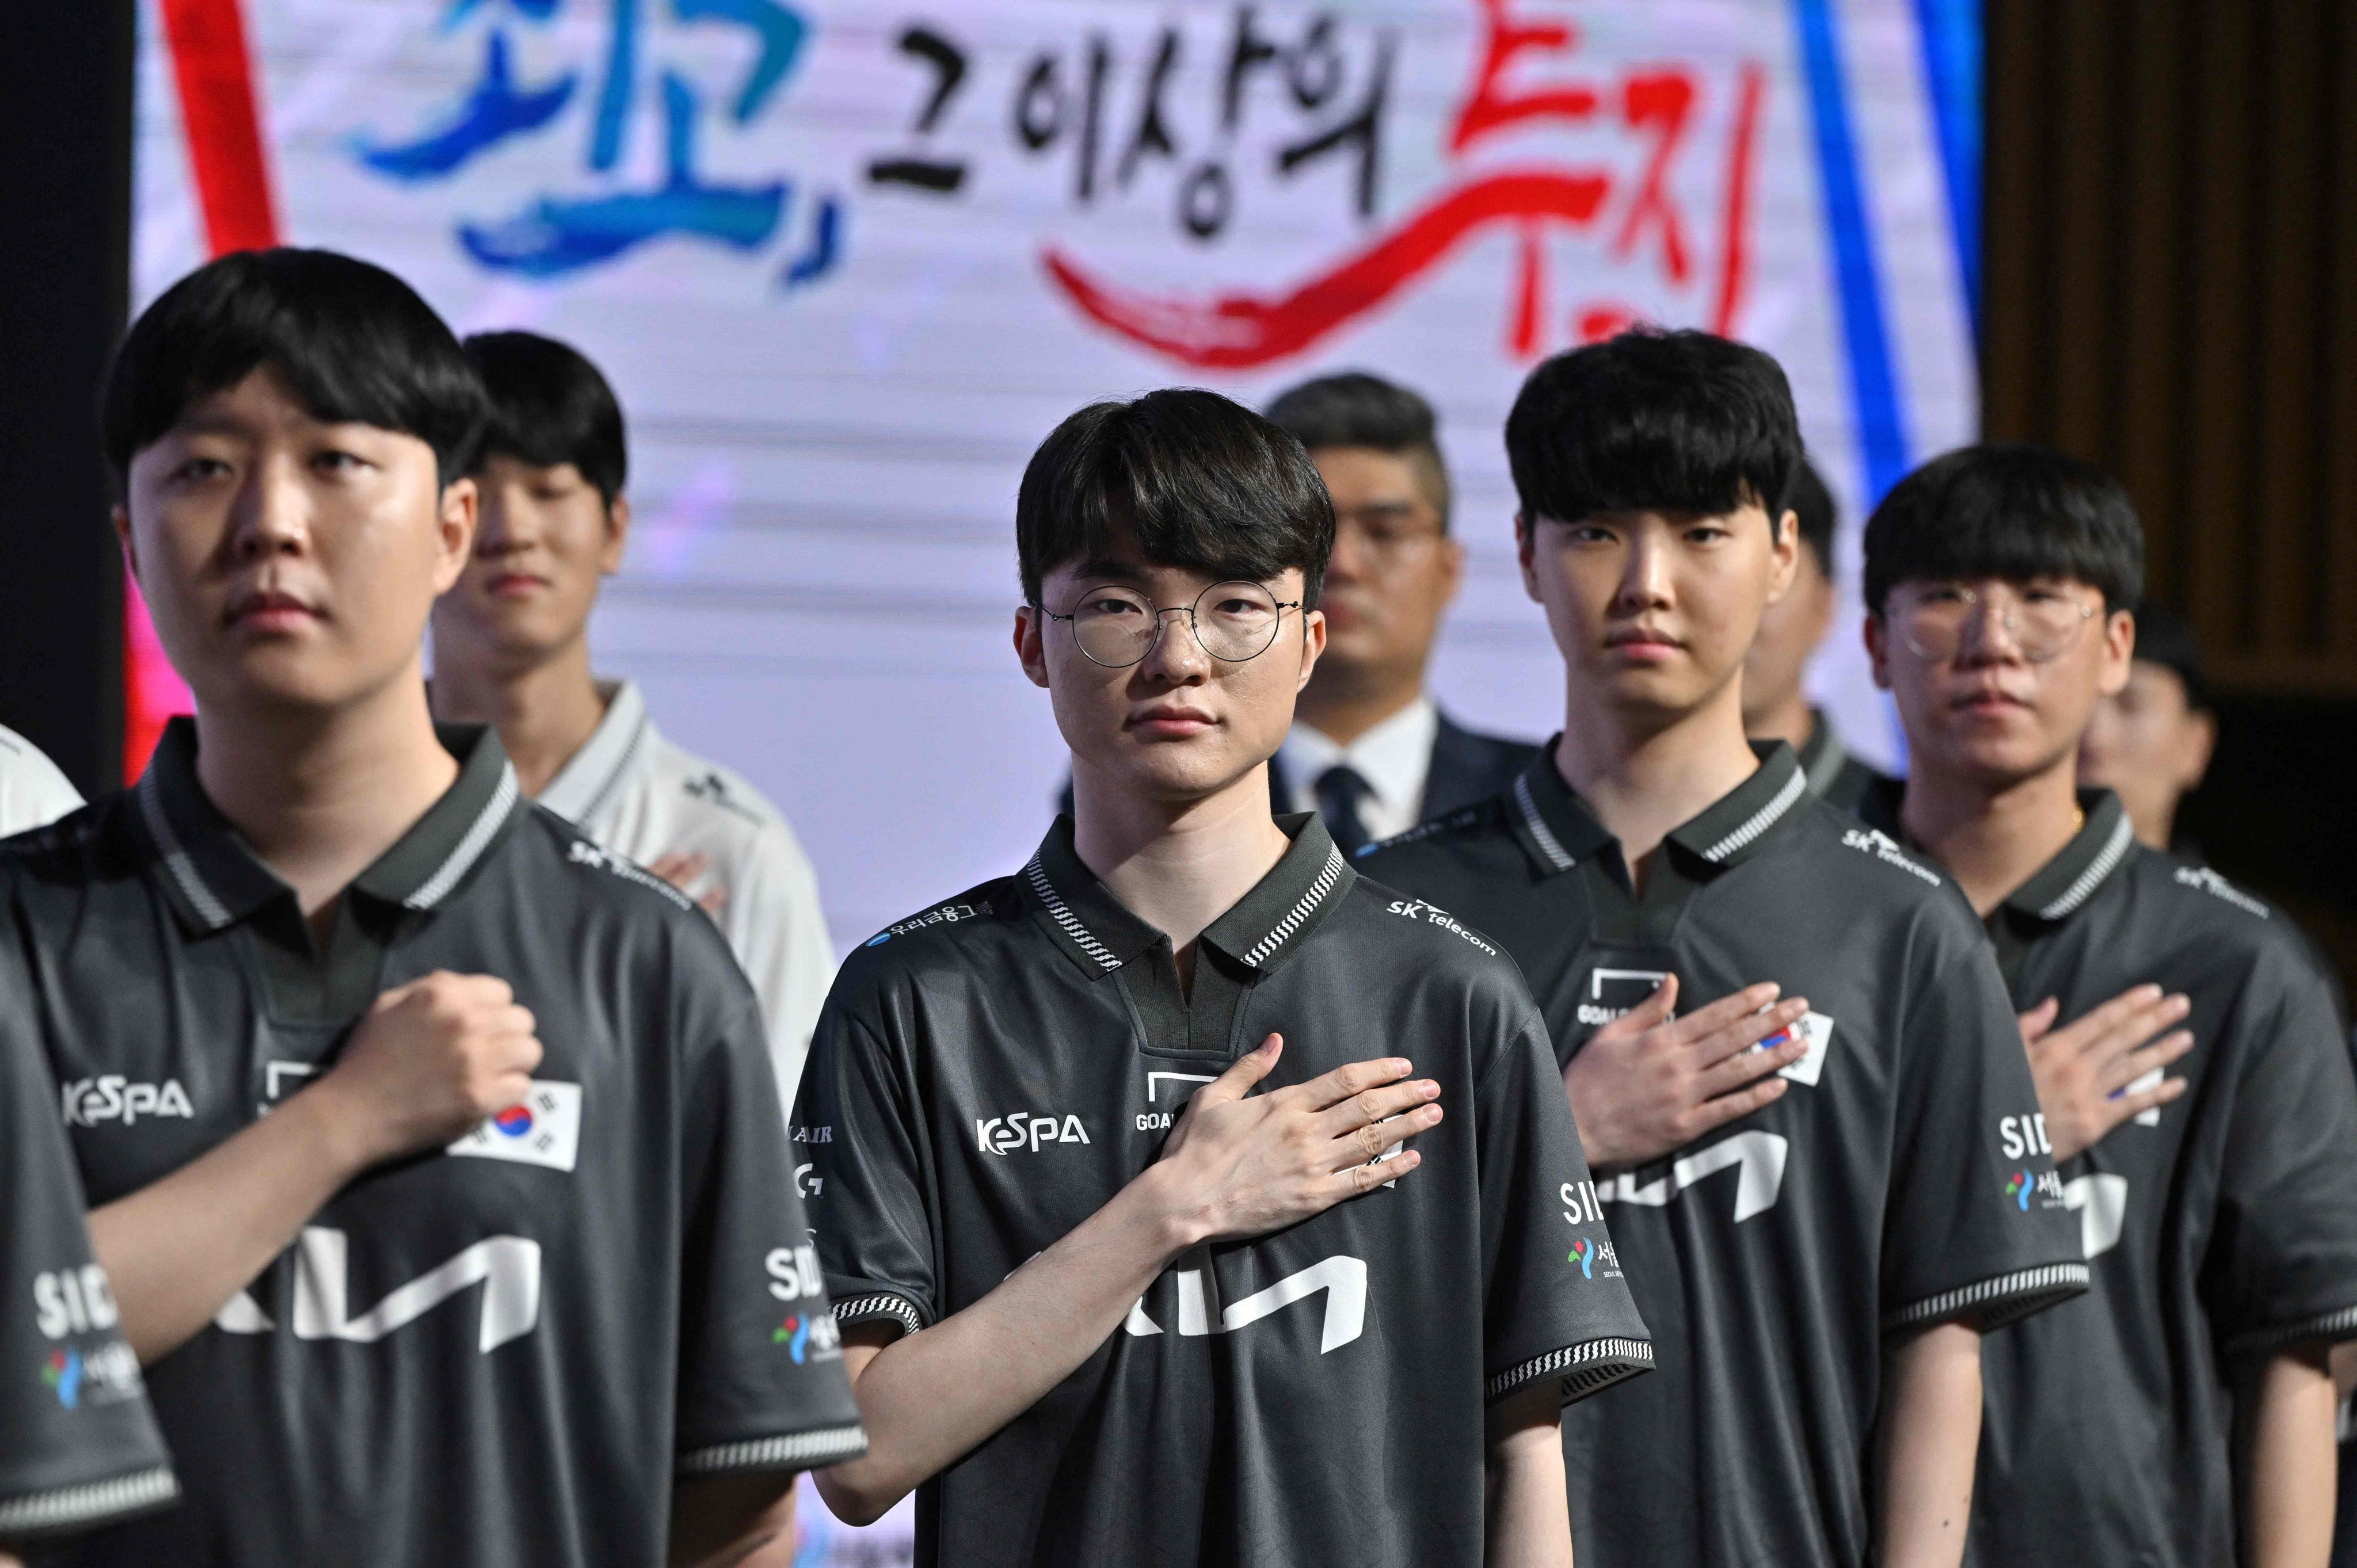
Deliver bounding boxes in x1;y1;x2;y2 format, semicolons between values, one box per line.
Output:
538;681;835;1107
1277;696;1439;844
0;724;83;838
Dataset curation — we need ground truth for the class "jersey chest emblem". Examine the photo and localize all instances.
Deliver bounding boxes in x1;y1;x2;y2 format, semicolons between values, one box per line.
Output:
448;1080;584;1172
214;1226;542;1353
1599;1130;1789;1222
1121;1256;1366;1354
2062;1173;2128;1258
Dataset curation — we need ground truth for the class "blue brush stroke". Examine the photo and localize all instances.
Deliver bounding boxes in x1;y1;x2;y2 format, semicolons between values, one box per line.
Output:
589;0;640;171
779;193;840;289
674;0;806;123
1791;0;1910;506
441;0;560;30
461;73;784;277
1913;0;1982;333
354;30;576;181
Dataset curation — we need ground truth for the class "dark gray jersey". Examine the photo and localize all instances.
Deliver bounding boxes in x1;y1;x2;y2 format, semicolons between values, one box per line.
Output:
1855;784;2357;1568
1362;742;2085;1568
0;944;175;1543
797;812;1648;1568
8;721;862;1568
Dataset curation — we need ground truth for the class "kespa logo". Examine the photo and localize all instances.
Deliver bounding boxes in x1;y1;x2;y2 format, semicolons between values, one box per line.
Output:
1135;1071;1216;1132
2173;865;2270;919
33;1266;120;1340
214;1227;541;1354
59;1075;194;1128
772;1310;843;1364
977;1112;1092;1154
1123;1256;1365;1354
448;1081;582;1172
1381;898;1497;956
1578;967;1671;1029
2004;1167;2065;1212
1600;1130;1788;1223
1998;1111;2052;1161
1566;1235;1621;1280
866;901;989;947
1838;827;1944;888
40;1341;143;1412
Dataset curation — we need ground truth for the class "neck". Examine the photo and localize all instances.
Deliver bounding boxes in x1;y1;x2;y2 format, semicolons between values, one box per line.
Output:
1293;665;1423;749
1071;761;1292;971
1744;686;1816;753
1900;753;2082;917
1556;676;1759;892
193;666;458;921
429;634;605;798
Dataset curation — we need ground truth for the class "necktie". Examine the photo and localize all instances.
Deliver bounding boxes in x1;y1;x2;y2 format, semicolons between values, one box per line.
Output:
1314;764;1374;858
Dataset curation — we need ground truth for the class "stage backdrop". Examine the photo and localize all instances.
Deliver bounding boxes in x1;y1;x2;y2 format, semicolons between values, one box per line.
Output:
134;0;1978;952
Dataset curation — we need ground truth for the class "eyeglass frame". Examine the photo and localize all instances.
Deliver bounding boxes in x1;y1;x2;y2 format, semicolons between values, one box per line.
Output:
1887;579;2105;664
1036;578;1307;670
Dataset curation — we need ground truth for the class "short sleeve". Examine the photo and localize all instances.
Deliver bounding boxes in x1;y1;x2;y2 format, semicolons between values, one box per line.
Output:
2209;957;2357;1355
1479;1010;1653;1406
672;962;867;1479
794;995;937;1343
0;945;177;1540
714;819;835;1112
1881;924;2088;1332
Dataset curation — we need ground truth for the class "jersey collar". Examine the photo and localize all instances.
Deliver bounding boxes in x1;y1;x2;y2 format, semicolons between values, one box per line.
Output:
1998;788;2140;924
1508;738;1810;876
1796;709;1850;798
1023;811;1357;981
538;678;650;823
135;717;524;934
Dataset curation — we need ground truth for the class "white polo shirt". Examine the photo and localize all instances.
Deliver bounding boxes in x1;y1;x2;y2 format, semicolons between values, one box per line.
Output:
538;681;834;1104
0;724;83;839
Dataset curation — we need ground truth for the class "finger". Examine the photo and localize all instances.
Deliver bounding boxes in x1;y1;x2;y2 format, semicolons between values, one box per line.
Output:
2017;997;2061;1046
441;972;516;1008
1194;1034;1284;1108
1661;983;1782;1047
485;1005;538;1039
2101;1076;2189;1124
2048;985;2167;1051
2069;995;2191;1070
1296;1055;1415;1113
698;887;728;916
1687;1074;1791;1133
1328;1102;1444;1170
1341;1147;1421;1195
2097;1030;2196;1094
1695;1029;1809;1094
1312;1078;1440;1140
1592;975;1682;1041
1687;997;1810;1069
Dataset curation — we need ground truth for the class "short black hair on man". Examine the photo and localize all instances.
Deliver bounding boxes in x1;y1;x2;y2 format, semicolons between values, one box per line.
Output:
2127;600;2210;712
1861;443;2145;615
463;330;629;508
102;247;486;489
1505;327;1801;531
1263;370;1452;528
1017;389;1336;611
1788;456;1837;582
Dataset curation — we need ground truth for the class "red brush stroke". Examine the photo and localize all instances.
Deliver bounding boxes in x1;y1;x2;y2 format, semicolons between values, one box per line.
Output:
1450;0;1601;152
1612;71;1698;284
1711;61;1766;337
1044;170;1610;371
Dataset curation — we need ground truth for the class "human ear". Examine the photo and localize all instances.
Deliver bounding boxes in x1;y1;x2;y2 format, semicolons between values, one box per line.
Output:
1864;613;1892;690
1762;510;1800;605
1294;607;1327;693
112;503;140;584
1516;513;1543;604
600;494;631;575
432;476;478;594
2096;608;2135;698
2180;711;2217;789
1014;605;1051;690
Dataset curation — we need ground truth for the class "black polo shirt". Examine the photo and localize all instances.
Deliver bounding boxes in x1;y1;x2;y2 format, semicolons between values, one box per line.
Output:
1361;742;2086;1568
6;719;863;1568
0;944;176;1544
1855;782;2357;1568
797;811;1649;1568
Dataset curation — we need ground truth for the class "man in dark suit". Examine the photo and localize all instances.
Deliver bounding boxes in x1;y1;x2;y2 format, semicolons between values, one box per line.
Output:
1260;373;1537;854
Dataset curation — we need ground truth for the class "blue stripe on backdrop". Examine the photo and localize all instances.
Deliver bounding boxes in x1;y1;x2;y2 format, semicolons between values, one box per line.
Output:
1912;0;1983;338
1789;0;1911;506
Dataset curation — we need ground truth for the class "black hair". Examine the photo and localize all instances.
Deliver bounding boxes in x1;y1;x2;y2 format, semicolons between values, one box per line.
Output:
1788;456;1837;581
1861;444;2145;614
2128;600;2210;712
462;330;629;507
1504;327;1801;530
1263;371;1451;528
1016;390;1336;609
102;247;486;487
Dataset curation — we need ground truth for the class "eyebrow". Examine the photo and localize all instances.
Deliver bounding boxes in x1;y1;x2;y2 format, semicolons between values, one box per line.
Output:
1063;557;1154;585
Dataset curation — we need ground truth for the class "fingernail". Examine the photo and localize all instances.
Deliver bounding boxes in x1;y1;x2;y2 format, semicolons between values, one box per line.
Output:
1419;1081;1440;1097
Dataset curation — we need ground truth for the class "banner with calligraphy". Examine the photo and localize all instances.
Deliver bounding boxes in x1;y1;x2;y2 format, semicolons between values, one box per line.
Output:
135;0;1979;958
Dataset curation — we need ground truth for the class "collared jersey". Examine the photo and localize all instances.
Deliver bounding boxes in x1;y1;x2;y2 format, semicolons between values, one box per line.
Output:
0;945;176;1543
539;679;835;1104
1361;742;2086;1568
1853;783;2357;1568
1797;708;1888;815
797;812;1650;1568
6;719;863;1568
0;724;82;838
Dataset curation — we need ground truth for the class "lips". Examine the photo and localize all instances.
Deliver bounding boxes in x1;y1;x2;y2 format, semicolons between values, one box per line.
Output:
1129;706;1218;737
224;587;321;631
1604;625;1682;660
485;570;549;599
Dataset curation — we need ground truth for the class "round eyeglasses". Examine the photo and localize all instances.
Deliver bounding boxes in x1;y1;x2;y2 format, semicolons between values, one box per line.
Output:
1894;581;2101;664
1041;579;1302;669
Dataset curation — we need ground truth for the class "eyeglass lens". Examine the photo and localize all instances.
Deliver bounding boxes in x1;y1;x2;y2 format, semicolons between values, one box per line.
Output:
1899;584;2092;663
1070;581;1284;667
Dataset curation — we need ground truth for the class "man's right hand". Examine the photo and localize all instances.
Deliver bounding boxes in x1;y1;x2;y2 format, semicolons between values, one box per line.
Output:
311;972;544;1168
2019;985;2192;1163
1563;976;1810;1172
1149;1035;1438;1247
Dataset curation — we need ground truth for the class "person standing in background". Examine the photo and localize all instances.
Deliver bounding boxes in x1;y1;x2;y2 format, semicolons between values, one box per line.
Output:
0;726;85;837
2076;598;2215;853
1738;456;1888;811
430;331;836;1105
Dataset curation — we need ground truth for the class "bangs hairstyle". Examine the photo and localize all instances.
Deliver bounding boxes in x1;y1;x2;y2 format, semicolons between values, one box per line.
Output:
1862;444;2145;614
102;247;486;489
1505;327;1801;529
1016;390;1336;609
1263;371;1452;527
463;330;628;506
1788;456;1838;582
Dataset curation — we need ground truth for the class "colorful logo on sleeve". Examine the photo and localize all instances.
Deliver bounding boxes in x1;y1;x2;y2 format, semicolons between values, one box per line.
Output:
2004;1166;2065;1211
42;1348;82;1408
2005;1169;2033;1211
1568;1237;1595;1278
771;1310;843;1364
38;1340;143;1411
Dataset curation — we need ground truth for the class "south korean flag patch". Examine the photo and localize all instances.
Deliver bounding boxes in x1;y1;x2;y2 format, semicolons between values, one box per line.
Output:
448;1081;583;1172
1756;1013;1835;1087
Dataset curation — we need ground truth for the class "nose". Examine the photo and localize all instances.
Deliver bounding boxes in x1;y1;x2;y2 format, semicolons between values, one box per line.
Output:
473;483;533;555
229;453;311;563
1952;592;2025;664
1326;521;1367;583
1136;606;1212;685
1613;532;1673;612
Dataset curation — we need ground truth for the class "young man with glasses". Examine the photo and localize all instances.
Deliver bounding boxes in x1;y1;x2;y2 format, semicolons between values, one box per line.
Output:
1362;331;2084;1568
1856;445;2357;1568
9;249;863;1567
794;389;1649;1567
